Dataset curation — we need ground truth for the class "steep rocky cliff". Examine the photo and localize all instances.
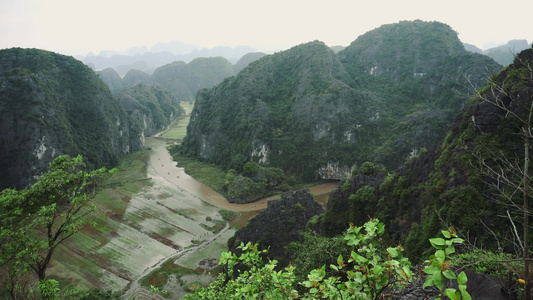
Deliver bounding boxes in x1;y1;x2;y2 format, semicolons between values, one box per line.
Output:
0;48;132;189
117;84;185;150
182;40;363;180
180;21;501;180
322;47;533;261
338;20;501;168
0;48;184;190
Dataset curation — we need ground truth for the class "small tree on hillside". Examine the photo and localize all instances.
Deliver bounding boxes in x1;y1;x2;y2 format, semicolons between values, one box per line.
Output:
0;155;113;299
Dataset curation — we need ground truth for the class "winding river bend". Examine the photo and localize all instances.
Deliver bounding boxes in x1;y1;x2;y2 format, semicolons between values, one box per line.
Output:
118;136;338;299
144;137;273;211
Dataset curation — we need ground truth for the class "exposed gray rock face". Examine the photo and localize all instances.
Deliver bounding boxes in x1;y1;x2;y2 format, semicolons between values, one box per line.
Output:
0;48;133;189
317;162;354;180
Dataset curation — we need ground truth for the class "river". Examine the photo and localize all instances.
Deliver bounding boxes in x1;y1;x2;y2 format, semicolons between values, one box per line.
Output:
144;137;338;211
119;137;339;299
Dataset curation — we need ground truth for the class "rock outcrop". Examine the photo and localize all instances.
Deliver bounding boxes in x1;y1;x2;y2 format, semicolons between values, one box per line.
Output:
230;190;324;266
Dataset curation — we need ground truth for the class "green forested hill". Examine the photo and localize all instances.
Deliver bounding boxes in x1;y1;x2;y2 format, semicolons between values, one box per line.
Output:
338;20;465;81
179;21;501;180
338;20;501;167
96;67;125;92
232;52;267;74
322;47;533;261
0;48;184;190
181;40;367;180
0;48;131;189
118;83;185;149
123;69;152;87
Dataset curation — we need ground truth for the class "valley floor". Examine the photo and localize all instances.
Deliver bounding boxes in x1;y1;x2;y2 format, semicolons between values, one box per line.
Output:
47;105;337;299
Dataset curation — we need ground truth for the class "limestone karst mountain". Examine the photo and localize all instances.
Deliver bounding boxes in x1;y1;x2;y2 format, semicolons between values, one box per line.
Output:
179;20;501;181
322;46;533;261
0;48;184;189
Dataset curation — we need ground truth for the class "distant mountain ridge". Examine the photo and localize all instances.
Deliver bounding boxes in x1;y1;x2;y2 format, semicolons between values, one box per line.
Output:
97;53;269;101
465;39;531;65
81;44;256;75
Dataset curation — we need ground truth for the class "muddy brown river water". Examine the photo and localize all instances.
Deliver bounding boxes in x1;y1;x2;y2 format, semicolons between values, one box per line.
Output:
145;137;338;211
118;137;339;298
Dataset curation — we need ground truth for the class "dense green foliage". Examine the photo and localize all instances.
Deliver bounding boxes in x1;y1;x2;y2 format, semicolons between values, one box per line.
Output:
179;21;501;181
321;47;533;264
184;219;414;299
0;48;130;189
423;229;471;300
0;155;113;298
224;161;291;203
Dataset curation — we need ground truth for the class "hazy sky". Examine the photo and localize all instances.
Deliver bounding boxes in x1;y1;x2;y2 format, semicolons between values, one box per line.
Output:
1;0;531;56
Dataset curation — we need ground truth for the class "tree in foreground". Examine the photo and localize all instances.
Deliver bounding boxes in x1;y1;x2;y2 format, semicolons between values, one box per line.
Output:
184;219;414;299
183;219;472;299
0;155;113;299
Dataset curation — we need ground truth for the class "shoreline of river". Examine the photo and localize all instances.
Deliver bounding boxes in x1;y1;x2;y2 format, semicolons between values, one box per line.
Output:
144;137;338;212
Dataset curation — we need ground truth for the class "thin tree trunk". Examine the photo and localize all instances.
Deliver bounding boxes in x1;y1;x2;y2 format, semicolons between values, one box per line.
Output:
525;125;531;300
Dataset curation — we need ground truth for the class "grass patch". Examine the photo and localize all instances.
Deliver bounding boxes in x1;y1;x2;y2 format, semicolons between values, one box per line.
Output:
106;150;149;185
218;209;237;221
141;258;201;289
200;220;226;234
176;208;199;218
185;281;203;292
160;117;189;140
169;153;227;196
160;101;194;141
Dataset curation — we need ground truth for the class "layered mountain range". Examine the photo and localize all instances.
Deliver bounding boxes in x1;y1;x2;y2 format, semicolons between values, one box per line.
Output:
179;20;502;180
81;44;256;75
97;53;266;100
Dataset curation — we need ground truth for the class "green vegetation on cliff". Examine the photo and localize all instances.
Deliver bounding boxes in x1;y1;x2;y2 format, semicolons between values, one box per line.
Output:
322;47;533;264
0;48;130;189
0;48;185;190
118;83;185;147
178;21;501;182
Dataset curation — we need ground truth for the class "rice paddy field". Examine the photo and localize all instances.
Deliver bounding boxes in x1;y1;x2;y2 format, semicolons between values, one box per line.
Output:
46;101;337;299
